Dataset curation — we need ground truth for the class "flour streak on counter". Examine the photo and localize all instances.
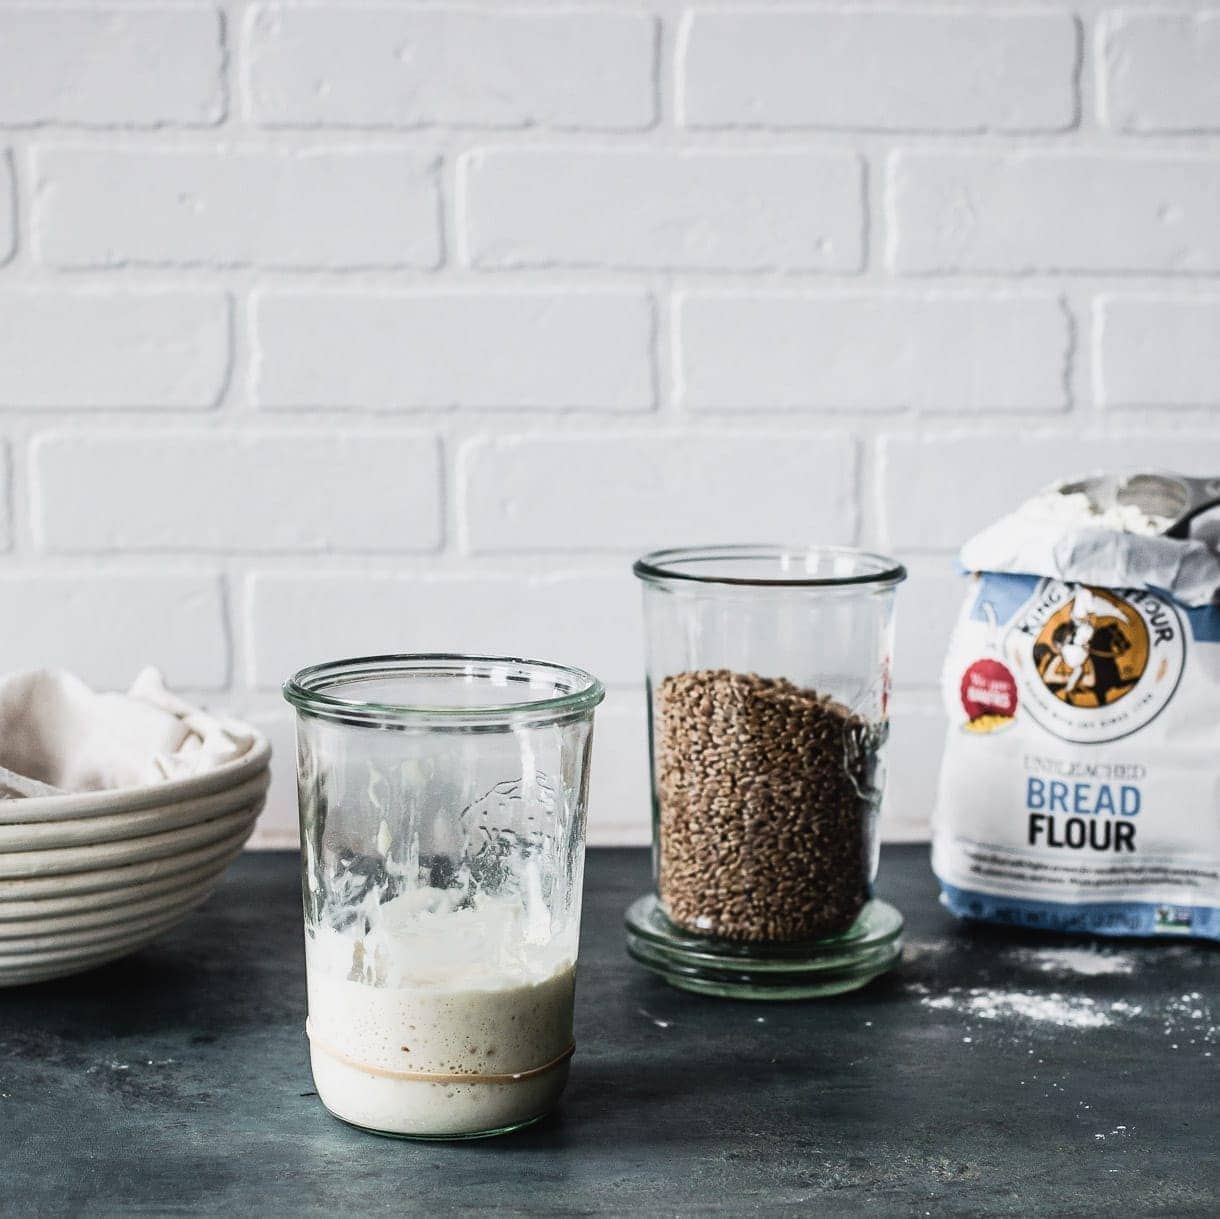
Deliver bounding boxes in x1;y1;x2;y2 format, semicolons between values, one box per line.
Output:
1006;946;1135;977
912;978;1216;1054
920;987;1112;1029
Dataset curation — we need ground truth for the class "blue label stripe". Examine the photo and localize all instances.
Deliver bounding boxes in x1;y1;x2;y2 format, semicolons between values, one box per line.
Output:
966;571;1038;627
1185;603;1220;643
958;567;1220;644
938;881;1220;941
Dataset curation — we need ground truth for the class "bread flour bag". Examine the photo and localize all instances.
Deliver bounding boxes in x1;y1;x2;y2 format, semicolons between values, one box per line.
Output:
932;476;1220;940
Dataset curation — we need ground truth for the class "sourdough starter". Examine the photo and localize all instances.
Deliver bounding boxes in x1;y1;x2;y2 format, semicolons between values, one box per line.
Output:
305;892;577;1137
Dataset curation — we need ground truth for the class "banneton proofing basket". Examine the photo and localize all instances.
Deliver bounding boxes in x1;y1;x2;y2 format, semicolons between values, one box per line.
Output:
0;737;270;826
0;730;270;986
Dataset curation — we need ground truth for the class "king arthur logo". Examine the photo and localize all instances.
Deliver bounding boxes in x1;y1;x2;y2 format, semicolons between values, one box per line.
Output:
1006;581;1185;743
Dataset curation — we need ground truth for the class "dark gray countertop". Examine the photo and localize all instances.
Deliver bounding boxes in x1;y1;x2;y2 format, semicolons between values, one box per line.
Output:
2;846;1217;1217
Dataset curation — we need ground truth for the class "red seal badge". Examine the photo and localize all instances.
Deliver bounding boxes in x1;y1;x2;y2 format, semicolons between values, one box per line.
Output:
960;658;1018;722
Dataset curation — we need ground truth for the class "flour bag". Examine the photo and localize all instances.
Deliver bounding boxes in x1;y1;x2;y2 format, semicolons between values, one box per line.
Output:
932;476;1220;940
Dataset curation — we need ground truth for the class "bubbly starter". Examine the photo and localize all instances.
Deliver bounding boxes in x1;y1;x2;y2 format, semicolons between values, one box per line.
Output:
305;889;577;1138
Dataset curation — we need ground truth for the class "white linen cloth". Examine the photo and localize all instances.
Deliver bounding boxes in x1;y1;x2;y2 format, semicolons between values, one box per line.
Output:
0;668;255;798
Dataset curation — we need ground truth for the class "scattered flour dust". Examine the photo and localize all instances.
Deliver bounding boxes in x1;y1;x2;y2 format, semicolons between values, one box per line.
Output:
1158;991;1217;1051
1006;946;1135;978
922;988;1111;1029
638;1008;672;1030
917;984;1216;1049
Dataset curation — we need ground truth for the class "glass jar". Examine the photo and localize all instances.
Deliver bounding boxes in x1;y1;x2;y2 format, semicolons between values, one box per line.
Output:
624;547;906;999
284;654;603;1139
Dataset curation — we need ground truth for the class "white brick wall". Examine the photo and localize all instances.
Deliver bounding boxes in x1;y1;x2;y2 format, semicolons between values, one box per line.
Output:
0;151;14;263
1;0;1218;850
34;146;441;268
244;7;658;131
1100;10;1220;133
0;5;225;128
1096;296;1220;409
459;431;858;552
889;151;1220;273
0;572;228;689
679;10;1080;132
0;290;230;408
676;293;1070;412
33;430;443;552
245;571;641;688
253;289;655;410
460;146;865;271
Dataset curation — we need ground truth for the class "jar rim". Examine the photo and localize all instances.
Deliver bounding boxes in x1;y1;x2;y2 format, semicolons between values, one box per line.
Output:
283;653;605;728
633;545;907;589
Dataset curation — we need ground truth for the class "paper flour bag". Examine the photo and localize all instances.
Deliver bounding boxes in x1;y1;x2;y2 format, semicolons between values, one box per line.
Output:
932;478;1220;941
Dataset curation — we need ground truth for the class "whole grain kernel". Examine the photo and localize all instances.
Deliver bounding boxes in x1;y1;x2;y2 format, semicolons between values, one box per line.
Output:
654;669;879;943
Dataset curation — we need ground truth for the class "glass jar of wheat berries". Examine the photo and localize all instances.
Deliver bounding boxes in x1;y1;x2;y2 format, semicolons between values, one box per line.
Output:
624;546;907;999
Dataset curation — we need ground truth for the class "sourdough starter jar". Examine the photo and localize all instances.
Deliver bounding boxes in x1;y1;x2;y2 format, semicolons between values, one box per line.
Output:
624;547;906;999
285;655;603;1138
